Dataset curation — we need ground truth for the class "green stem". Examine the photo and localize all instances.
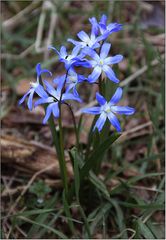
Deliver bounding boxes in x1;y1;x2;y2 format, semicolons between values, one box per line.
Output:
39;76;68;196
66;103;79;150
58;105;69;198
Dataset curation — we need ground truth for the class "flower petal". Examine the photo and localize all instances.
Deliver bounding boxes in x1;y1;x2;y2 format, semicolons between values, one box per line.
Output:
27;90;35;111
88;66;101;83
62;93;82;103
107;23;123;32
72;46;81;57
88;60;97;68
36;63;52;77
102;65;119;83
107;112;121;132
105;55;123;65
82;47;100;61
77;31;89;42
40;69;52;77
57;76;65;95
100;43;111;59
109;87;122;105
96;92;106;105
82;106;101;115
44;80;57;98
18;89;31;105
111;106;135;115
48;46;59;56
99;14;107;26
96;31;110;42
53;75;65;85
34;97;54;107
35;84;48;98
36;63;42;76
89;17;98;35
94;113;107;132
78;74;86;83
43;104;53;124
73;87;79;97
52;102;59;118
60;46;67;58
68;38;82;47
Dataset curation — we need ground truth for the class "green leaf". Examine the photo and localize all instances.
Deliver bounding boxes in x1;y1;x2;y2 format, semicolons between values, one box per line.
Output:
69;147;91;238
29;180;51;199
89;171;110;199
109;199;128;239
27;194;58;238
62;191;75;235
118;201;164;210
127;172;164;185
137;219;155;239
88;203;111;235
70;147;80;200
80;133;120;179
18;216;67;239
146;220;165;239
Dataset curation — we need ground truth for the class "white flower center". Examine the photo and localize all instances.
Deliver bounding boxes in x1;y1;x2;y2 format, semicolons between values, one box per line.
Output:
30;82;39;88
102;103;111;114
69;75;77;83
85;38;91;46
99;59;104;66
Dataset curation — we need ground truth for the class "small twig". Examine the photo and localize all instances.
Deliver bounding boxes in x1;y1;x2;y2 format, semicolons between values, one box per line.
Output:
122;121;152;135
44;10;58;60
5;221;13;240
3;163;56;224
1;44;35;60
130;185;162;192
35;0;57;54
120;54;165;87
15;225;27;238
2;1;40;31
2;186;26;197
35;2;46;53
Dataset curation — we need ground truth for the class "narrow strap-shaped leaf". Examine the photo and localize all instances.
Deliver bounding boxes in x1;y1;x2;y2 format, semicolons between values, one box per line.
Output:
89;171;110;199
80;133;120;179
137;219;155;239
62;191;75;234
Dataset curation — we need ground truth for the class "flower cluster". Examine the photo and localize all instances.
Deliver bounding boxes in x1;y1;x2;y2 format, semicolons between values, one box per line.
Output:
19;14;135;132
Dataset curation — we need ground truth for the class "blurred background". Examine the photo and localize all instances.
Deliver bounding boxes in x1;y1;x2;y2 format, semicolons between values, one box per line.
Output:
1;0;165;239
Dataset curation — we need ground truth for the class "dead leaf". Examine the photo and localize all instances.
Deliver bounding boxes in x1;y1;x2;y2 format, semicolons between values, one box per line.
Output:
1;134;73;179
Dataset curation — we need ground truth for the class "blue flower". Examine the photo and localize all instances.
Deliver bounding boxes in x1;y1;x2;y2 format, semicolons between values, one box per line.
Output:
89;14;122;42
99;15;122;40
84;43;123;83
82;87;135;132
53;68;85;97
19;63;52;111
35;78;82;124
89;17;99;36
48;45;90;69
68;28;100;49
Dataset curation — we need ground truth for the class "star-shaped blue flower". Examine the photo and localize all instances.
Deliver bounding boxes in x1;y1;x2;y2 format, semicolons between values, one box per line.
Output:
48;45;90;69
35;78;82;124
99;14;122;35
68;28;100;49
19;63;52;111
82;87;135;132
84;43;123;83
89;14;122;42
53;68;85;97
